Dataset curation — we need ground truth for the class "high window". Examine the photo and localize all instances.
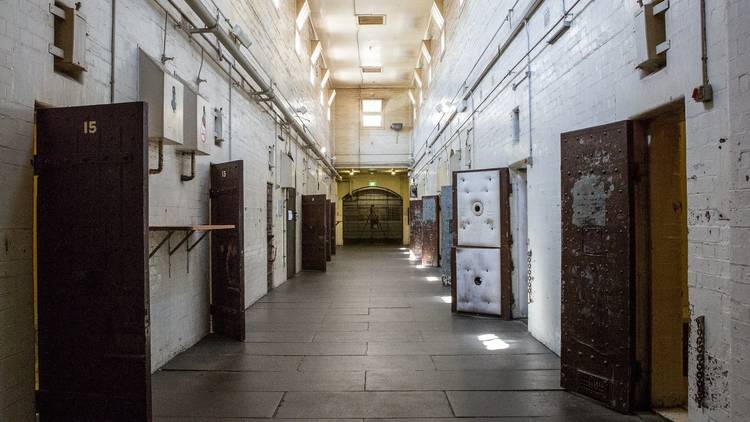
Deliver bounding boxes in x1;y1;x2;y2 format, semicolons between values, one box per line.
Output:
362;99;383;128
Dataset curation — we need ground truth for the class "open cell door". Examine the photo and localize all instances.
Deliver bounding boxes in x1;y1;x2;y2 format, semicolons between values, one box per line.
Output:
210;161;245;341
421;195;440;267
35;102;151;421
440;186;454;285
409;200;423;258
286;188;297;279
560;120;648;413
451;168;512;319
325;199;331;262
302;194;327;271
330;200;336;255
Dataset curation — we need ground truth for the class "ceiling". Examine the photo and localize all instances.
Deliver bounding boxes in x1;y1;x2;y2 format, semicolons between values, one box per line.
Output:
309;0;433;88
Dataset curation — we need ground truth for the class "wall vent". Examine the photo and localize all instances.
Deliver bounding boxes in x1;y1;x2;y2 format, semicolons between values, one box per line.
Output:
357;15;386;25
361;66;383;73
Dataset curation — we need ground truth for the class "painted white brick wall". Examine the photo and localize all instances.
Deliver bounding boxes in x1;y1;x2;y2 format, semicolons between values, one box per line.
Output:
727;1;750;420
412;0;743;419
334;88;413;168
0;0;333;420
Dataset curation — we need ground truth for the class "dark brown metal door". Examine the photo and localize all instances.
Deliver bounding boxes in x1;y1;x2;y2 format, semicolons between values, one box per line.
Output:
267;183;274;291
560;121;646;413
325;199;331;262
210;161;245;341
409;200;423;257
330;200;336;255
286;188;296;279
302;194;327;271
421;195;440;267
35;102;151;421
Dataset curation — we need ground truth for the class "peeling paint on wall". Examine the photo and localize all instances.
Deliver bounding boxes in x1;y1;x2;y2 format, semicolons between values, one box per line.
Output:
571;174;614;227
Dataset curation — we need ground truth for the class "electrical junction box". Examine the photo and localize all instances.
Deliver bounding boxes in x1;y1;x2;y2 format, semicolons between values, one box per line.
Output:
279;153;295;188
178;89;211;155
138;49;184;145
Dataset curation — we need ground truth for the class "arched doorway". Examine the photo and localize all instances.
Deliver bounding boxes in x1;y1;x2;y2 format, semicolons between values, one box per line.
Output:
342;187;403;244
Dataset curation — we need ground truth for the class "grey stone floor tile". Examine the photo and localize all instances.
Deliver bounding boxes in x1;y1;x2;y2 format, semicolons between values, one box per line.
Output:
299;355;436;371
366;339;550;355
162;353;302;371
153;369;364;392
366;369;562;391
246;321;369;332
244;330;315;342
432;353;560;370
152;390;282;418
275;391;454;418
313;330;424;343
446;391;627;417
156;419;362;422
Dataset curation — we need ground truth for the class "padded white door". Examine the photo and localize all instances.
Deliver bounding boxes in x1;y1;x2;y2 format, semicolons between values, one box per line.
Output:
456;169;502;247
455;247;502;316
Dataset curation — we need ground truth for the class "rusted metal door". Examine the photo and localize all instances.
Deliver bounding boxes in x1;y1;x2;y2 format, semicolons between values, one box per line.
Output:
450;168;512;319
421;195;440;267
210;161;245;341
302;194;327;271
560;120;647;413
409;200;423;258
35;102;151;421
286;188;296;279
325;199;332;262
330;200;336;255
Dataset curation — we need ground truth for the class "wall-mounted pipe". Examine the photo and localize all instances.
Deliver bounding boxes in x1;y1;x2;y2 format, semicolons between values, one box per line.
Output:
182;0;339;178
110;0;116;103
181;151;196;181
149;139;164;174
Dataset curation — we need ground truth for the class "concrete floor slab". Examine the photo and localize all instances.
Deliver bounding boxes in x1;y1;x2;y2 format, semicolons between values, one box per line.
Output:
299;355;436;371
366;369;562;391
154;246;632;421
275;392;454;418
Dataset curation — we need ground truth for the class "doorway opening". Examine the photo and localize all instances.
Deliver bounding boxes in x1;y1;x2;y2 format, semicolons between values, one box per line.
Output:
267;183;274;291
285;188;297;280
641;104;689;419
342;187;403;244
510;167;529;319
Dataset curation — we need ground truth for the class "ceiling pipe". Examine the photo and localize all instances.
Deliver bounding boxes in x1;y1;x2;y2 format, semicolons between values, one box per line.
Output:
182;0;339;178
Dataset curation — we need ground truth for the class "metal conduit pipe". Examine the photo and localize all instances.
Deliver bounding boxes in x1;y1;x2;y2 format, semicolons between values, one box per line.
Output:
182;0;339;179
412;0;545;168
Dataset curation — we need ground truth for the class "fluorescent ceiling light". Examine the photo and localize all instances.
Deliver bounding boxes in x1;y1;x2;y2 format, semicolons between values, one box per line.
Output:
431;2;444;29
310;41;322;63
421;42;432;64
328;89;337;106
320;69;330;88
413;70;423;88
296;1;310;30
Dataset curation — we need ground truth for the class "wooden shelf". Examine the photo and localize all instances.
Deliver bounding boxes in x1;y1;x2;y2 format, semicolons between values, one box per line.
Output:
149;224;235;231
148;225;236;258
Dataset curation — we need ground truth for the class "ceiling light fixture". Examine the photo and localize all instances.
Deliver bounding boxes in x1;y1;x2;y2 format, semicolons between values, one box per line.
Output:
328;89;337;106
310;41;322;63
431;2;445;29
296;1;310;30
408;90;416;105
